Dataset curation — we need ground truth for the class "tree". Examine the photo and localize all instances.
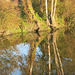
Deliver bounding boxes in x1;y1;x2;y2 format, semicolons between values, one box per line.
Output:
6;0;10;2
45;0;50;25
51;0;57;27
22;0;40;30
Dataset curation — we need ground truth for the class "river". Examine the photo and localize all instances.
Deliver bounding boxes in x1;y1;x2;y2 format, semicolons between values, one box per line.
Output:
0;28;75;75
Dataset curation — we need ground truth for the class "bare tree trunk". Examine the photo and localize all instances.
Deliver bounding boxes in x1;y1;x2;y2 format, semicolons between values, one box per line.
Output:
54;0;57;17
51;0;57;27
45;0;50;25
6;0;10;2
51;0;54;18
45;0;48;25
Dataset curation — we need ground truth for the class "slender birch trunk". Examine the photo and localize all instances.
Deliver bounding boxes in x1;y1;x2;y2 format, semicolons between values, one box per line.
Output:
6;0;10;2
45;0;48;24
51;0;57;27
54;0;57;17
45;0;50;25
51;0;54;18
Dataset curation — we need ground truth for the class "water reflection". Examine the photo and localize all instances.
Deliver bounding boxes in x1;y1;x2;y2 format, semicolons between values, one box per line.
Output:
0;29;75;75
52;32;64;75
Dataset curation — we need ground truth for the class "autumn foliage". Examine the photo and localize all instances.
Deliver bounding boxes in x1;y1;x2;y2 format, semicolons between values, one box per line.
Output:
0;0;20;32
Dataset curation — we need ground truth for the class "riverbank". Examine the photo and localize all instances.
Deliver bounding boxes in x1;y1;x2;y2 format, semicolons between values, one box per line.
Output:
0;0;74;37
0;21;51;37
0;22;72;37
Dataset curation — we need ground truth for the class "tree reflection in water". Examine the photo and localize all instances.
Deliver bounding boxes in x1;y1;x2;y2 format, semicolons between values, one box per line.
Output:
52;32;64;75
1;29;74;75
48;34;51;75
17;31;64;75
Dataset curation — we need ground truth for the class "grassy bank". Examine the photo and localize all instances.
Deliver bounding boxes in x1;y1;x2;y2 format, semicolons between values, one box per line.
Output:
0;0;74;36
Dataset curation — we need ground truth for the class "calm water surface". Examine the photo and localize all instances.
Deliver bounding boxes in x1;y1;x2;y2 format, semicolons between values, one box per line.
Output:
0;29;75;75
